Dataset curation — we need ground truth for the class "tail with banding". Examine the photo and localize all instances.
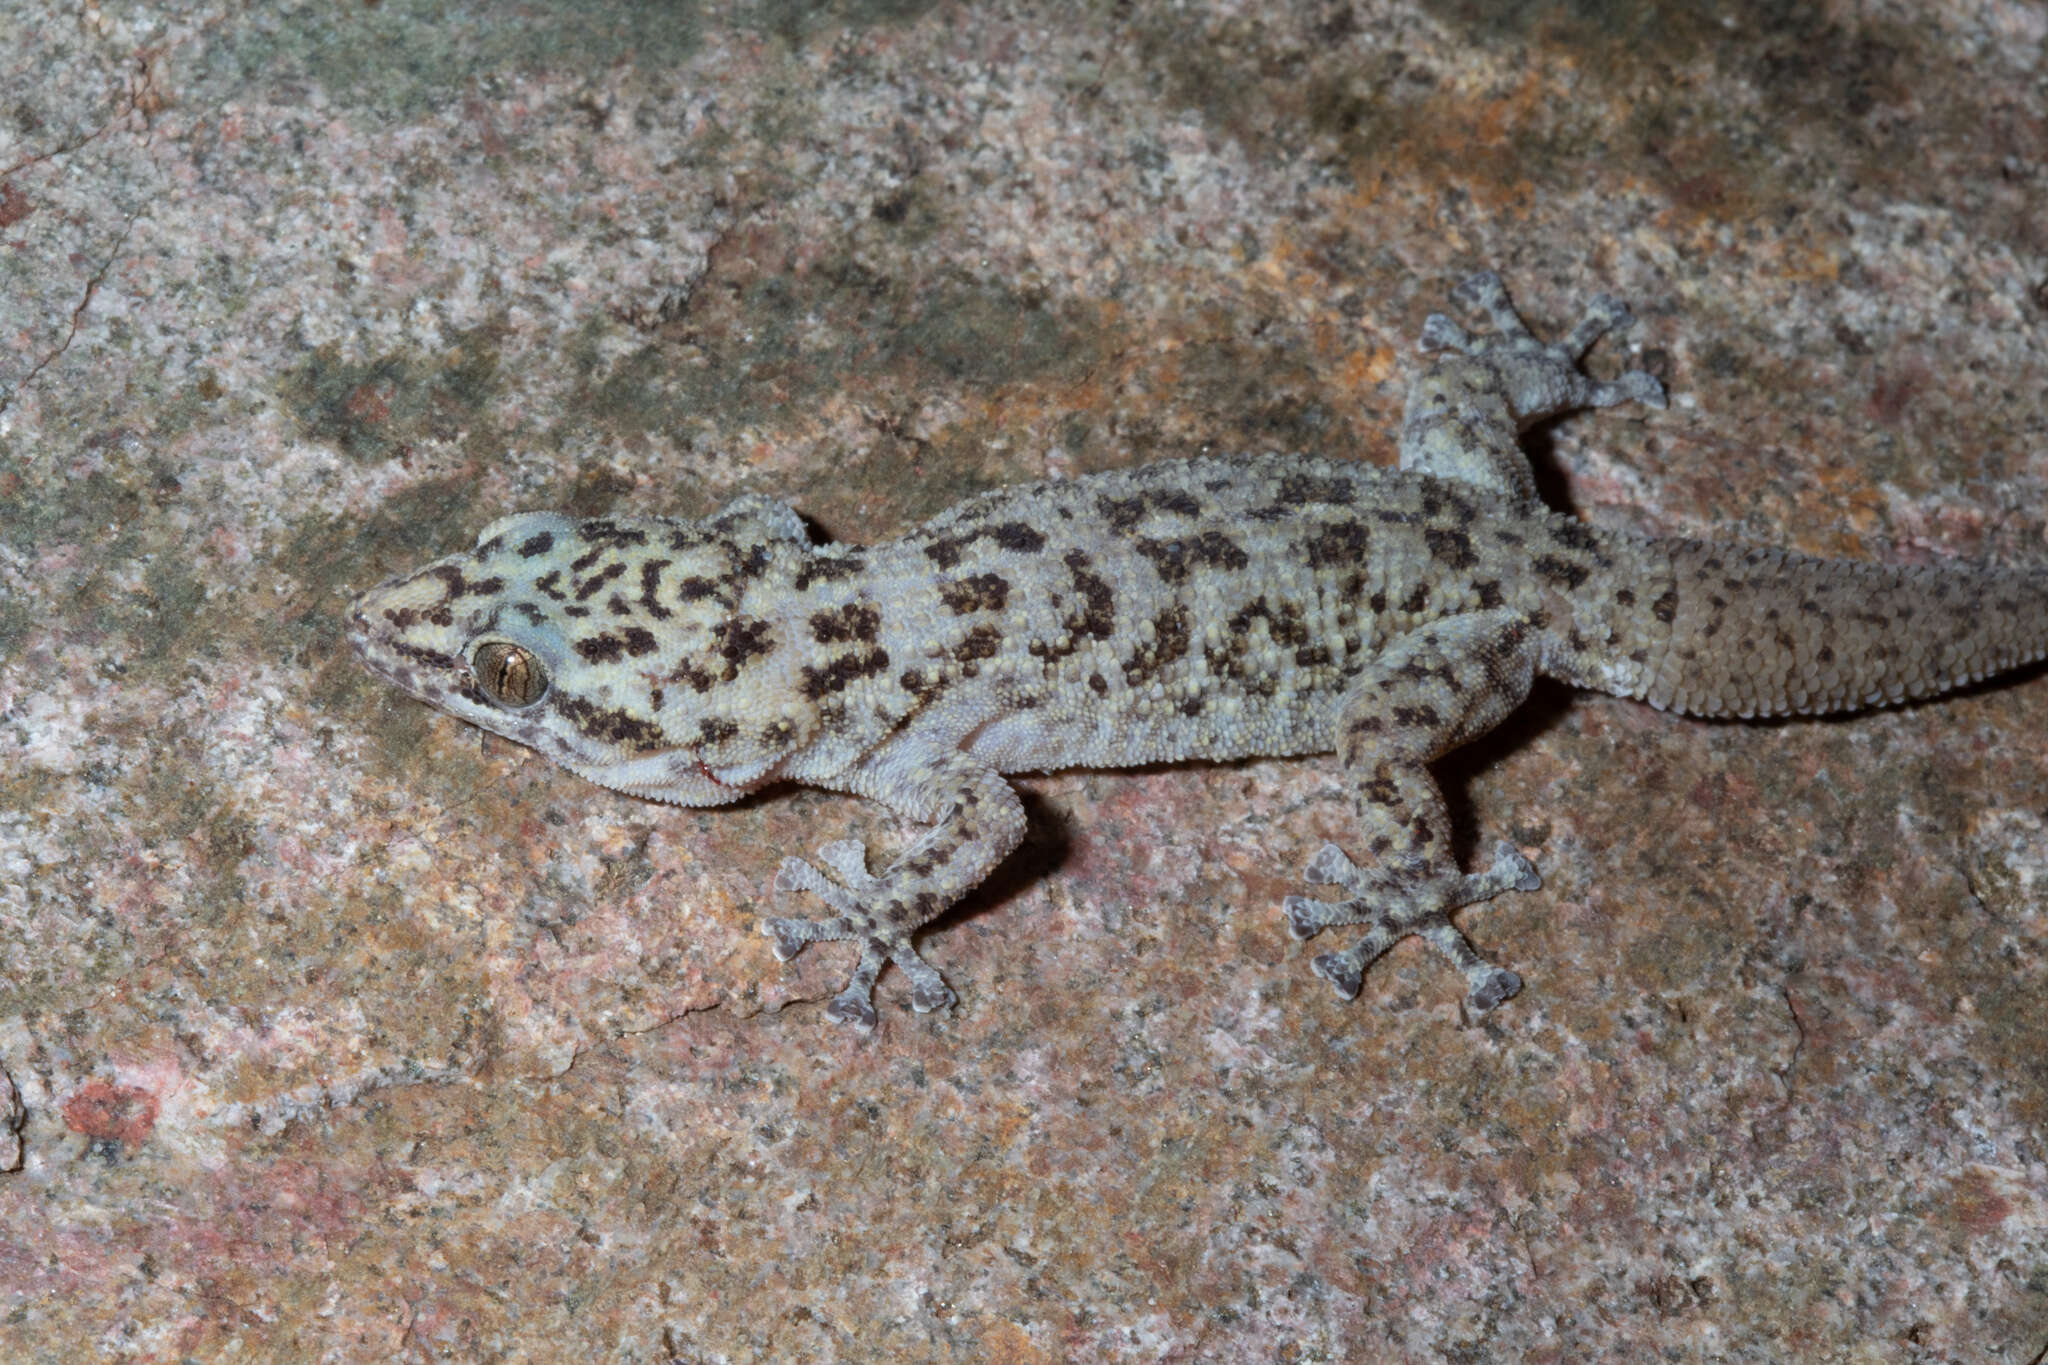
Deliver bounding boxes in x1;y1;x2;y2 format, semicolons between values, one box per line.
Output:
1636;539;2048;719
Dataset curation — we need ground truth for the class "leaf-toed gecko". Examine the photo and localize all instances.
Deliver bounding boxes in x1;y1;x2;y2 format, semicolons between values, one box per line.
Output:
348;272;2048;1026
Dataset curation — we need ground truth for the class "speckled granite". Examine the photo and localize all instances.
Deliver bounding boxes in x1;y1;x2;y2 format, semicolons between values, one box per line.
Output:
3;1;2045;1360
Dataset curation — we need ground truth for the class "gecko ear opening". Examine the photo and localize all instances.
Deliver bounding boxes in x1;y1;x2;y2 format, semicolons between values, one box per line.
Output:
471;641;551;708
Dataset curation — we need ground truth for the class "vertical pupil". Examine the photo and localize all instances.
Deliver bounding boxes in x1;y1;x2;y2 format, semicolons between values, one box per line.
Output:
496;651;525;699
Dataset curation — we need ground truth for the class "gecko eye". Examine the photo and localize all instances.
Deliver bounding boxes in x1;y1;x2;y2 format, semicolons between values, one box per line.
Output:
471;642;549;708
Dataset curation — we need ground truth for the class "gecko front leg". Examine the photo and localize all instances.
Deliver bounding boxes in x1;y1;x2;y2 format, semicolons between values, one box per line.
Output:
761;749;1026;1026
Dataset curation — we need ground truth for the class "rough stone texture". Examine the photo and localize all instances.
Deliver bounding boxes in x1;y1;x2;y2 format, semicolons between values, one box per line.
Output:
2;1;2045;1360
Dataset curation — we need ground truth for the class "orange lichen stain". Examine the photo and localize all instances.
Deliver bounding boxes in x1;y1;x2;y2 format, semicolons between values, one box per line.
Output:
978;1318;1054;1365
1809;462;1890;541
1471;62;1562;150
62;1080;160;1149
1338;343;1397;399
1775;241;1845;286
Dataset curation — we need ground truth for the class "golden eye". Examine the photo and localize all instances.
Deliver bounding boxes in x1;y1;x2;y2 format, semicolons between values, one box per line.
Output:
471;642;549;708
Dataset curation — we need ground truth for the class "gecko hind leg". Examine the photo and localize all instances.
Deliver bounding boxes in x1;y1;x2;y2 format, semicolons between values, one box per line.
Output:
1418;269;1668;421
1282;841;1536;1011
761;839;959;1027
1278;609;1547;1013
1401;271;1666;499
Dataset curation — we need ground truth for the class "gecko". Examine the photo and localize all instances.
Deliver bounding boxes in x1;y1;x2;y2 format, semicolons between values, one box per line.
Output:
347;271;2048;1026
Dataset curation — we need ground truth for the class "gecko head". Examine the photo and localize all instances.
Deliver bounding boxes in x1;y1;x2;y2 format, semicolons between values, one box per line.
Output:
347;506;831;807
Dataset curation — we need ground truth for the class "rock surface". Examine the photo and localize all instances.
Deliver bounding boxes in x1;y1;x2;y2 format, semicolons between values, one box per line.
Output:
2;1;2045;1359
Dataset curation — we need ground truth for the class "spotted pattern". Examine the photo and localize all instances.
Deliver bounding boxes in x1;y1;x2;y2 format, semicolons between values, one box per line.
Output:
348;271;2048;1028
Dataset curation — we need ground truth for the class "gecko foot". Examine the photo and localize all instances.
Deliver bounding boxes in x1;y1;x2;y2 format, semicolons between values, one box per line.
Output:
760;839;958;1026
1419;270;1667;421
1280;841;1536;1012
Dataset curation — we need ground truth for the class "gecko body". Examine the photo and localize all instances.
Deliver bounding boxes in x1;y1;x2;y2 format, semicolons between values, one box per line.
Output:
348;274;2048;1024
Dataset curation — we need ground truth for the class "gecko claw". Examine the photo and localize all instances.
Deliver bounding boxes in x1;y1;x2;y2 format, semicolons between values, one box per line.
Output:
1417;312;1473;353
826;990;880;1028
1311;950;1366;999
910;978;959;1014
1301;841;1358;887
1558;292;1632;358
1585;368;1668;412
1281;895;1327;941
1487;840;1542;893
760;917;815;962
1466;966;1524;1013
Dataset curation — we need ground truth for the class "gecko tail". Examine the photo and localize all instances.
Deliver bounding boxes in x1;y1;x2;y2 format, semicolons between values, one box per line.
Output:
1639;538;2048;719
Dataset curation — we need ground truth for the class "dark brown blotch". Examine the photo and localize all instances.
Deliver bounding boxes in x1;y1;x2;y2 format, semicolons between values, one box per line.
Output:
1134;531;1249;585
575;634;625;663
801;647;890;699
638;560;673;619
953;624;1004;662
1121;606;1191;686
427;564;504;601
382;602;453;631
668;659;716;693
1066;566;1116;641
899;667;947;701
810;601;882;644
1419;486;1478;527
1424;527;1477;570
793;554;865;591
714;616;775;668
993;522;1046;553
554;693;667;752
1550;520;1600;554
573;626;661;663
389;639;459;671
578;520;649;548
1275;472;1355;507
574;562;627;601
1531;555;1590;590
1303;519;1369;569
1097;495;1147;531
938;572;1011;614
